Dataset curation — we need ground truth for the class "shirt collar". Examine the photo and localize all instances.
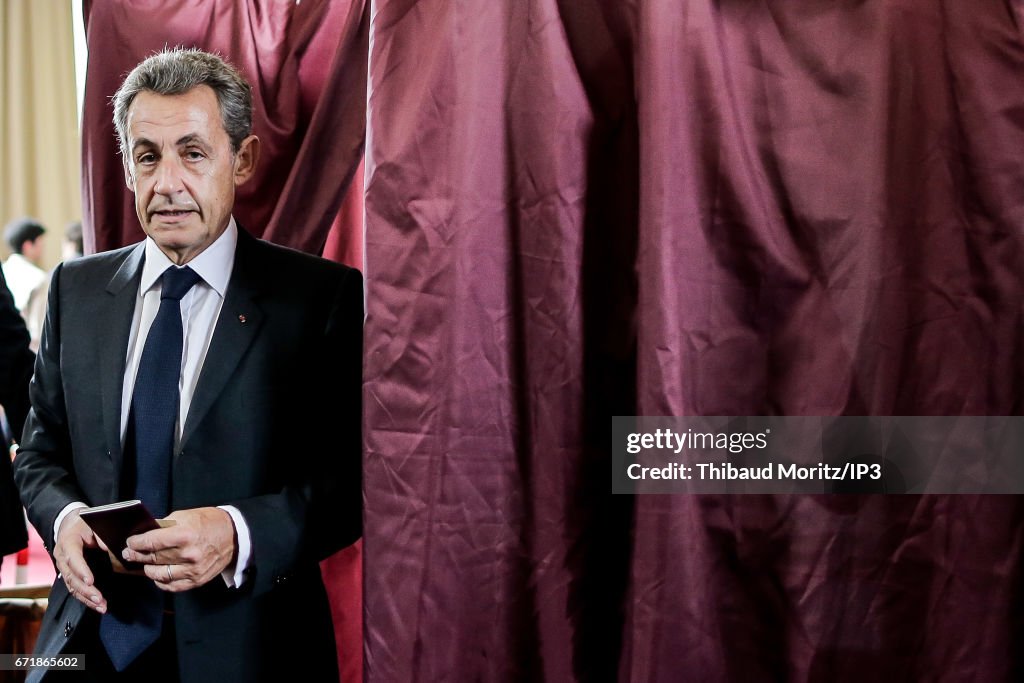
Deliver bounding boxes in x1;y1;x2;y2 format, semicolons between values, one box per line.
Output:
140;218;237;297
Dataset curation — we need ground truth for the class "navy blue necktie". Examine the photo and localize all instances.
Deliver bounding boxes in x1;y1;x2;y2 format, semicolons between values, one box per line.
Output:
100;265;201;671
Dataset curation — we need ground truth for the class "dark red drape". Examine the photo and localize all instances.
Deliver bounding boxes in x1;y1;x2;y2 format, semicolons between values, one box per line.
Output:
80;2;367;681
364;1;1024;681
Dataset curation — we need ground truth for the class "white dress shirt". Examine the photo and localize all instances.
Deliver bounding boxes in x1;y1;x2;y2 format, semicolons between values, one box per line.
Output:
54;219;252;588
3;252;47;310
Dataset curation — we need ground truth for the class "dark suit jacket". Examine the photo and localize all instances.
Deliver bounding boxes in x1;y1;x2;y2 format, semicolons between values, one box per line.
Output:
0;262;32;558
14;229;362;682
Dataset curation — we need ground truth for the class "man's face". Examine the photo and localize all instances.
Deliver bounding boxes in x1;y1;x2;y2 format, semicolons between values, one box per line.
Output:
22;235;45;264
123;85;259;264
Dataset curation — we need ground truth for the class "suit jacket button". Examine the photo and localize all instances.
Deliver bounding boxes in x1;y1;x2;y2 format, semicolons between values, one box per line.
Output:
64;621;73;637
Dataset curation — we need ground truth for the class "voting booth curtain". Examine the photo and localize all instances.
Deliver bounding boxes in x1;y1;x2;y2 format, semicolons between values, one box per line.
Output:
81;0;1024;681
362;1;1024;681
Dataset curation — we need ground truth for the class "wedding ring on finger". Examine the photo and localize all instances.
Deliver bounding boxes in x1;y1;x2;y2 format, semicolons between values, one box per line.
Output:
166;564;173;582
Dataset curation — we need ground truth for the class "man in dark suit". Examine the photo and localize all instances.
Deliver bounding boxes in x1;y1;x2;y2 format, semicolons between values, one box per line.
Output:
0;262;33;569
13;48;361;682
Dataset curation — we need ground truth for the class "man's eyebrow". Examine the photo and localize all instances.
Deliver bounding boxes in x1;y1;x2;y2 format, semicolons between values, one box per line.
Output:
130;135;211;153
131;138;156;154
176;134;211;148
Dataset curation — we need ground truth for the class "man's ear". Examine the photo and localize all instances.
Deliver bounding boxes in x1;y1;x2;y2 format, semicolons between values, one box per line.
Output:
233;135;261;186
122;155;134;189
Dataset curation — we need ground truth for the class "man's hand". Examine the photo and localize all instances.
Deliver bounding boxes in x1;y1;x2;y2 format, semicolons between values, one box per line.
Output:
122;507;237;592
54;509;107;613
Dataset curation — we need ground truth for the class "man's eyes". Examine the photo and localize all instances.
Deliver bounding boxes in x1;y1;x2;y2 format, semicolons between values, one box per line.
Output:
134;150;206;164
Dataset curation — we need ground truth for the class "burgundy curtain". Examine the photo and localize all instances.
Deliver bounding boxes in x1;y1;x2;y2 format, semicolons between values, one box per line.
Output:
80;2;367;681
364;1;1024;681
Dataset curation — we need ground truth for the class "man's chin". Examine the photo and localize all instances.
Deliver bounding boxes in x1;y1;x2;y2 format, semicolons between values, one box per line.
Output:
146;218;197;239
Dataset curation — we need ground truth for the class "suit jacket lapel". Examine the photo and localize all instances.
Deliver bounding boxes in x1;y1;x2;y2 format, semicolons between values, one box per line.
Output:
178;230;265;453
100;243;145;489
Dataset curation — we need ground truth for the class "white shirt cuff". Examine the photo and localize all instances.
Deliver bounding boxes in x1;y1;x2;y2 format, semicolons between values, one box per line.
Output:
217;505;252;588
53;501;88;543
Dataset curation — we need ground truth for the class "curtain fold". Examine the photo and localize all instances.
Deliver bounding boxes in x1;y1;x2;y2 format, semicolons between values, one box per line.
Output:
364;1;1024;680
624;2;1024;679
365;0;637;679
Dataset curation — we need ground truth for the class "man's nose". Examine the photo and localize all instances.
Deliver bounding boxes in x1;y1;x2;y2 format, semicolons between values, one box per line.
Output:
153;158;185;195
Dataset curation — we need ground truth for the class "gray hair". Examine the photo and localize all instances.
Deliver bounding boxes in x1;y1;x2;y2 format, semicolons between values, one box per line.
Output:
112;47;253;155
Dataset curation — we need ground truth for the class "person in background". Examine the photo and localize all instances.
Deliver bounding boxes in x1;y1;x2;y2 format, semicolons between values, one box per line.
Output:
62;221;85;261
3;218;48;311
14;48;362;682
0;262;35;580
21;221;85;352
